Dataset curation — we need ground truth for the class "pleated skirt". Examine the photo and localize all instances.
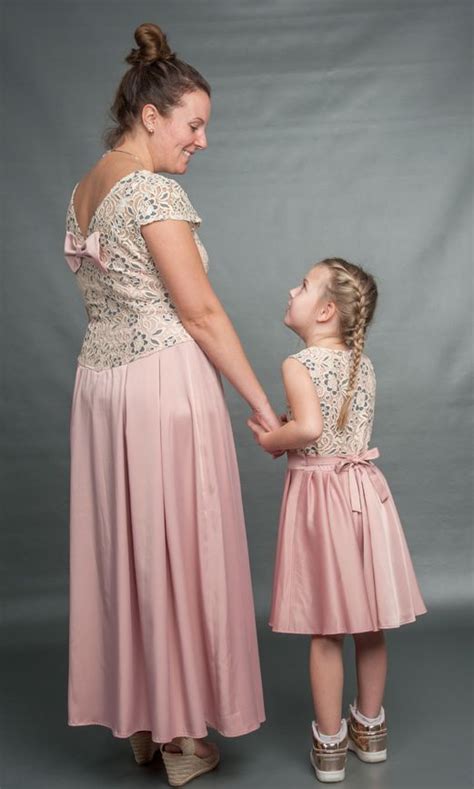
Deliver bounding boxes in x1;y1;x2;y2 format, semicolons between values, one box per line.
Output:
269;451;427;635
68;340;265;742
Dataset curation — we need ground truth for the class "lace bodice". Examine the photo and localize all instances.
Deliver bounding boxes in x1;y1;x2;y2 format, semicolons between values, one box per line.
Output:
287;346;376;457
64;170;209;370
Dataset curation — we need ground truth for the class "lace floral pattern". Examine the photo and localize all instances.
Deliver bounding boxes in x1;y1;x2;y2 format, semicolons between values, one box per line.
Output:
287;346;376;457
65;171;209;370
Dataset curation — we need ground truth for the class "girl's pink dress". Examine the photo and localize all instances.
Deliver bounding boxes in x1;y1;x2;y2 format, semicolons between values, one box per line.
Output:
64;171;264;742
269;346;427;635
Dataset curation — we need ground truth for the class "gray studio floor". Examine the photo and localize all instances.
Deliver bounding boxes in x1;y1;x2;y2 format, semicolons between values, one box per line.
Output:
2;613;472;789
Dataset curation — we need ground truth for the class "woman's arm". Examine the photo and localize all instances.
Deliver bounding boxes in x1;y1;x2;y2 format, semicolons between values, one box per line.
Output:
247;358;323;452
141;219;280;430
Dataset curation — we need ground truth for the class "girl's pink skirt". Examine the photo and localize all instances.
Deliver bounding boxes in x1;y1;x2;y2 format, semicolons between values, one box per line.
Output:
269;450;427;635
68;340;265;742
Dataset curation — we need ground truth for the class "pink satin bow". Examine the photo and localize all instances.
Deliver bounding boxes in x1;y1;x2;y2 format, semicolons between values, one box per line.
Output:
64;230;108;273
335;447;389;513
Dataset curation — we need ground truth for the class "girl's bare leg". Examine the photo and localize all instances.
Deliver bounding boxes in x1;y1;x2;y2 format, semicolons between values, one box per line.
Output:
310;634;345;735
353;631;387;717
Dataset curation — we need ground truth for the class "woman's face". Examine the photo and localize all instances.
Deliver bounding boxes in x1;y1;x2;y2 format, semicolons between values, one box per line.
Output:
151;90;211;174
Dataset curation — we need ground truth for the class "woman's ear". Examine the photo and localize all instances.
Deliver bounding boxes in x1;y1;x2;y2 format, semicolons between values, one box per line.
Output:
141;103;160;131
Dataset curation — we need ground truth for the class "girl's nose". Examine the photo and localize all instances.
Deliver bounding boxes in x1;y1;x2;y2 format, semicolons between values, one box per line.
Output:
289;287;297;297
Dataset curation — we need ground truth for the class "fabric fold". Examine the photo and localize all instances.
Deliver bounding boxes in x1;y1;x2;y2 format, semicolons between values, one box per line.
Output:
68;341;265;741
270;452;427;635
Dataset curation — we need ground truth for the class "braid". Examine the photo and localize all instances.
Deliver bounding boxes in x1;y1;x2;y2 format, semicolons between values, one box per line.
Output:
316;258;378;431
337;278;367;430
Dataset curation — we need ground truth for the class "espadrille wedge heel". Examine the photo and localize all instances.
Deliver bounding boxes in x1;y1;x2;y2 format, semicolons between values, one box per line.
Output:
129;731;160;765
160;737;220;787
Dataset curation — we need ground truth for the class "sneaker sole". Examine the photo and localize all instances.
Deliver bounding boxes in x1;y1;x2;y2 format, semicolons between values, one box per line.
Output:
347;739;387;763
310;749;346;782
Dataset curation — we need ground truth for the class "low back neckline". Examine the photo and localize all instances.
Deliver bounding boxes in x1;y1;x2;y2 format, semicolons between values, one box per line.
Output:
71;169;151;239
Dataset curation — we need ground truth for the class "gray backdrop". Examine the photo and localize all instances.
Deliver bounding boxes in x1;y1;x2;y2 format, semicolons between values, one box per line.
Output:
2;1;473;788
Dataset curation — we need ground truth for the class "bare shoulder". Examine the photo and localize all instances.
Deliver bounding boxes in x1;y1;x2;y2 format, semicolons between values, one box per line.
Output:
282;355;307;371
74;156;138;206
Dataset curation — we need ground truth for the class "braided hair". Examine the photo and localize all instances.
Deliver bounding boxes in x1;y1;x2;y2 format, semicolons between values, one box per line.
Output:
316;258;378;430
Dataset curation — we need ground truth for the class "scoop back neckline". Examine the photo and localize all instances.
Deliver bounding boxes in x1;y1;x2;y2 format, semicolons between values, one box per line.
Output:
70;168;155;239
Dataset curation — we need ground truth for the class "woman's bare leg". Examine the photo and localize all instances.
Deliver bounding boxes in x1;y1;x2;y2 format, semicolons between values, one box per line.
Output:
163;738;214;757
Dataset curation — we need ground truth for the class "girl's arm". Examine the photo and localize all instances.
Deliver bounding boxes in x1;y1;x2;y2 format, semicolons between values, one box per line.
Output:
141;219;280;430
247;358;323;453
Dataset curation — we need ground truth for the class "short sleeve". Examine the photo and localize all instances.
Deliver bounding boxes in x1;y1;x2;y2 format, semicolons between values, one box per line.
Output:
134;173;202;228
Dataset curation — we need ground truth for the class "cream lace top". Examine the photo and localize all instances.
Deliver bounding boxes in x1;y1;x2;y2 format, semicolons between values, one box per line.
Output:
64;170;209;370
287;346;376;457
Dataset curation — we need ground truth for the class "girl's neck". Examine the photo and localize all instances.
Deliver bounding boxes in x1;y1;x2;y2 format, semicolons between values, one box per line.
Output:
302;330;349;352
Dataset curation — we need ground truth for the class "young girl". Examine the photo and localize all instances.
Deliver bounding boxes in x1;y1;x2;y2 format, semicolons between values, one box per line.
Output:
248;258;427;783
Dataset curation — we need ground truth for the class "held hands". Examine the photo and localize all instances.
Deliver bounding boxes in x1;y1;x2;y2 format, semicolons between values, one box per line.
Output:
247;416;268;448
247;412;288;459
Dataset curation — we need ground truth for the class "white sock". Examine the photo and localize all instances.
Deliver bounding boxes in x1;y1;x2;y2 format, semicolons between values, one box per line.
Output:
350;700;385;727
312;718;347;744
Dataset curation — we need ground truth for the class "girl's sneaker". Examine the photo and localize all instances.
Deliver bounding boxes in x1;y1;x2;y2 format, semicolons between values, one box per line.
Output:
310;721;348;783
347;705;387;763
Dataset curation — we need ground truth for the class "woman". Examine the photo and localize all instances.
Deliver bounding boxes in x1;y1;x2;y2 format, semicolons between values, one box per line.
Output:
64;22;279;787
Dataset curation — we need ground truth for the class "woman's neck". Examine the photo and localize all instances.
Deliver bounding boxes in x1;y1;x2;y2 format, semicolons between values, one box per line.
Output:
111;134;155;172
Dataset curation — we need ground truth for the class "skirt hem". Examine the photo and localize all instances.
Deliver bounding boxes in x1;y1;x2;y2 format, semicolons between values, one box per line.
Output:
268;608;427;636
68;716;266;741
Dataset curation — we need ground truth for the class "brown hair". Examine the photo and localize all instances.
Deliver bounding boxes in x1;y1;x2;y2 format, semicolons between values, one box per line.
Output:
103;23;211;149
316;258;378;430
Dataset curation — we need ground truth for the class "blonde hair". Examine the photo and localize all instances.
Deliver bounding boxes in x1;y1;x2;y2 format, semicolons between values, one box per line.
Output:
315;258;378;430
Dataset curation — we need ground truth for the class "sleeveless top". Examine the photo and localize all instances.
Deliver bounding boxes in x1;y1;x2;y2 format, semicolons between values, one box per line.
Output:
64;170;209;370
287;346;376;457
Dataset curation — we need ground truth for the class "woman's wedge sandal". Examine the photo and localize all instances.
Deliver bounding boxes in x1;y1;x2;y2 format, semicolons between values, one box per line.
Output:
129;731;160;765
161;737;220;787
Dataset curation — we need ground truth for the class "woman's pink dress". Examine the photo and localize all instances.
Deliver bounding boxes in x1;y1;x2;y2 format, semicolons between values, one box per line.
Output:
64;170;265;742
269;346;427;635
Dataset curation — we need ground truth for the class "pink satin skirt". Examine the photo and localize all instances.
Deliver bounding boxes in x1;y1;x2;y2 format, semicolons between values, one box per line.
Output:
68;340;265;741
269;450;427;635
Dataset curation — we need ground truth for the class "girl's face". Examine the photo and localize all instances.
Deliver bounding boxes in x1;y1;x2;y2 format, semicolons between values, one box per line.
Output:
149;90;211;174
284;264;331;336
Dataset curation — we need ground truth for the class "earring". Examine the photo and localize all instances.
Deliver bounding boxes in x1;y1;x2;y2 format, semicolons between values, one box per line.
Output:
147;126;154;134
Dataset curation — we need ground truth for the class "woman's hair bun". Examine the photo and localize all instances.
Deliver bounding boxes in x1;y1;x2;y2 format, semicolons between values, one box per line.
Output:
126;23;174;66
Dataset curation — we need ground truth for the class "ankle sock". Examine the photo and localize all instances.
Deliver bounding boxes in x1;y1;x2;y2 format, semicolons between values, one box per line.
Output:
312;718;347;744
350;700;385;727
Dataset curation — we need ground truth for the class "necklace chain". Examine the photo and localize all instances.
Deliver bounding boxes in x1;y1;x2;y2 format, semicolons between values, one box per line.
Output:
108;148;148;169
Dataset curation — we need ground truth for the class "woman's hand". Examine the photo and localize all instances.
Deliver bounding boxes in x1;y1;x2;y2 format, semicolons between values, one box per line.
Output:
247;417;271;451
250;400;281;432
247;416;286;459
